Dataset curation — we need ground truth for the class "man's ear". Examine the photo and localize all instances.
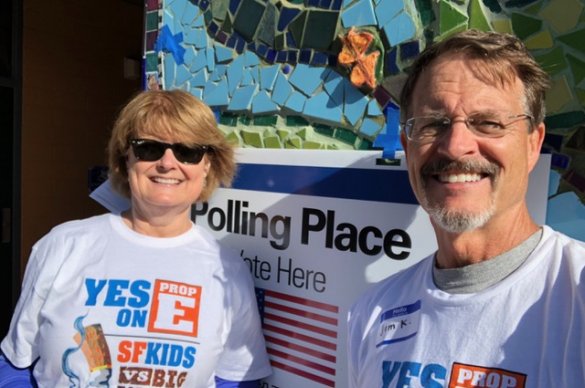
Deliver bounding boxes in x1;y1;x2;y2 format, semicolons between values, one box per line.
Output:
400;130;408;158
527;122;545;172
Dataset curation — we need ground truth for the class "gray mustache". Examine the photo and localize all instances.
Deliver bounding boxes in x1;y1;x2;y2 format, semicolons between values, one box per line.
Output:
421;159;500;176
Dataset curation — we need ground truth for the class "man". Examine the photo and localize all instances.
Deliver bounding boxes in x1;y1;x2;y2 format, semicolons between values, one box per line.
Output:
347;29;585;387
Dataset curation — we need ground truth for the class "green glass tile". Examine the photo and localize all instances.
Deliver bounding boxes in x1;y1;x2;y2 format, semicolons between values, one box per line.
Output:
221;16;233;34
523;2;543;15
439;0;468;35
314;124;334;137
334;128;358;145
257;2;277;46
226;131;241;146
525;29;554;50
357;138;373;150
566;53;585;85
566;127;585;150
302;10;339;50
204;9;213;25
241;130;264;147
468;0;491;31
285;137;302;149
491;18;513;34
546;76;573;113
289;11;307;50
274;33;286;51
239;116;251;125
511;13;542;40
146;12;159;31
535;46;568;76
145;53;158;72
576;88;585;106
303;141;323;149
277;129;290;141
211;0;228;22
219;113;238;126
545;111;585;130
414;0;436;26
253;115;278;125
233;0;265;40
539;0;583;34
286;116;310;126
264;136;282;148
558;29;585;53
326;144;339;150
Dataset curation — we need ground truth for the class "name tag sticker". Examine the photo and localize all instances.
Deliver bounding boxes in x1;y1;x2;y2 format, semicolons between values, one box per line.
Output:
376;300;421;347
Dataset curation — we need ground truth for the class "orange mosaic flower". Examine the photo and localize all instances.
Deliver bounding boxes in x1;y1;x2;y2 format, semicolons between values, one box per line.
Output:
338;28;380;90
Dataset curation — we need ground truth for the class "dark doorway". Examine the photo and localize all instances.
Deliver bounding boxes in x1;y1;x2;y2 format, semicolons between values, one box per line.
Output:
0;0;22;337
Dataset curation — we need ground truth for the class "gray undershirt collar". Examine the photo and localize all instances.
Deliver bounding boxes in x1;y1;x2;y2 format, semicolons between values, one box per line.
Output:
432;228;543;294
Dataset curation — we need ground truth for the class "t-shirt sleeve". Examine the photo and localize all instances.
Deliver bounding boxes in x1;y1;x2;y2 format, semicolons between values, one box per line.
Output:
214;255;272;381
0;233;61;368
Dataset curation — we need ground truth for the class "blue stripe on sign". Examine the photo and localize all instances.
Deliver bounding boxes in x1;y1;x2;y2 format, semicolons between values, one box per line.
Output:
232;163;419;205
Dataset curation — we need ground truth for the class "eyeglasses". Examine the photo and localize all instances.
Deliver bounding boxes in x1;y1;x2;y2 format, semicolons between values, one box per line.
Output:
402;112;533;144
129;139;209;164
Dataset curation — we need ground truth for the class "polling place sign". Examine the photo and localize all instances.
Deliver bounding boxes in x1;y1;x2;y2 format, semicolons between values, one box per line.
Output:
191;149;551;388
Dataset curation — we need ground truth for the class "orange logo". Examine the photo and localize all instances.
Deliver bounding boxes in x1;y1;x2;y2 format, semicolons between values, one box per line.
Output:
148;280;202;337
449;363;526;388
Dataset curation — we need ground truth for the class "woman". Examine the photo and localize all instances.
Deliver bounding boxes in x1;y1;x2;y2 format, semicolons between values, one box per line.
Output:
0;90;272;387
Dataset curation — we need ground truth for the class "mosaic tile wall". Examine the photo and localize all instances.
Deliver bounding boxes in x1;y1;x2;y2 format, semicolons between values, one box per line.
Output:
143;0;585;239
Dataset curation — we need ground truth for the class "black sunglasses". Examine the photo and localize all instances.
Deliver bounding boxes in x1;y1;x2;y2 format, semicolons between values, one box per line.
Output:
129;139;209;164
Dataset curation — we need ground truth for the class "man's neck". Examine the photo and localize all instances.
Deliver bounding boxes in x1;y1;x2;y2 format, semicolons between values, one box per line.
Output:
433;211;540;269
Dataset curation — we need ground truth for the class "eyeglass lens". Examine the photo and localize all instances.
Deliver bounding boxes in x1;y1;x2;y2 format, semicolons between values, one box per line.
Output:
130;139;208;164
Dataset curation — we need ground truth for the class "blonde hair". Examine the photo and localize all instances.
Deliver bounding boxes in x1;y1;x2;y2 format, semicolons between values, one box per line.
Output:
107;89;236;202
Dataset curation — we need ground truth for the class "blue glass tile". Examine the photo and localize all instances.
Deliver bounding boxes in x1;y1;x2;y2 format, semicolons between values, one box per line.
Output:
190;49;207;72
341;0;377;28
287;50;298;63
367;99;383;116
308;0;320;7
229;0;241;15
320;0;332;8
169;0;188;24
208;21;219;37
324;70;344;106
175;64;192;86
199;0;210;11
272;72;293;105
163;10;176;34
304;91;343;124
344;82;368;126
300;49;312;64
252;90;279;114
383;12;416;46
241;69;254;86
266;49;277;63
190;87;204;100
375;0;404;27
191;69;208;87
192;12;205;28
286;32;297;48
226;35;237;49
215;44;233;63
360;118;383;137
256;43;268;57
276;50;287;62
228;84;258;110
227;55;245;94
210;64;228;81
399;40;420;61
184;46;197;66
289;63;329;96
283;64;292;74
260;64;280;91
284;91;307;113
243;50;260;66
278;7;302;31
247;42;257;53
181;1;199;26
311;52;328;66
328;54;337;67
332;0;342;10
163;53;176;87
203;78;229;106
235;37;246;54
206;47;215;72
386;47;399;75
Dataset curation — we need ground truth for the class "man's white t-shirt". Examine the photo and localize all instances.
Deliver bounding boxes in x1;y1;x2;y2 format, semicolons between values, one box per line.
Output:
2;213;271;387
348;226;585;387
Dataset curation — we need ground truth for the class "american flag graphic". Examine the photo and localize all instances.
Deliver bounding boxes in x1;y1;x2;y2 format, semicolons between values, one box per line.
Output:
256;288;339;387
